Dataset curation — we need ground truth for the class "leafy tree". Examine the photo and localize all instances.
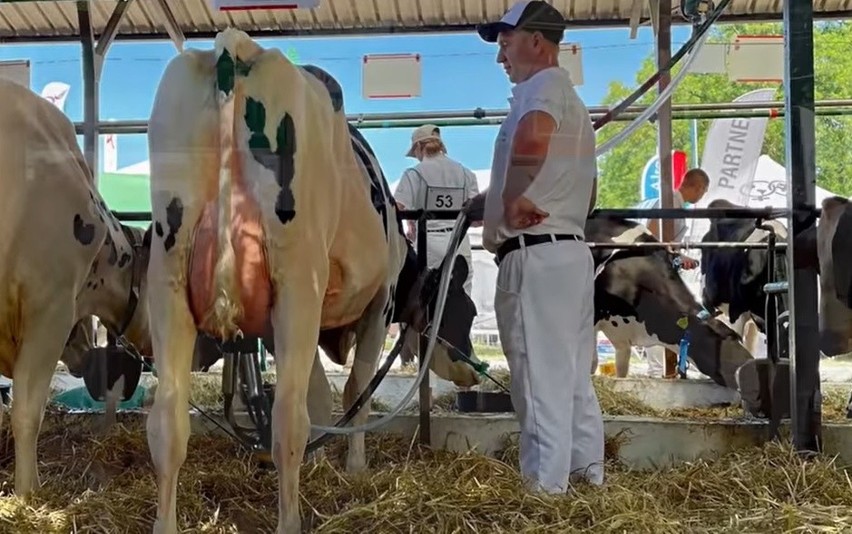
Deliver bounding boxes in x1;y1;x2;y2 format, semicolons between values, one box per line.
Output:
595;22;852;207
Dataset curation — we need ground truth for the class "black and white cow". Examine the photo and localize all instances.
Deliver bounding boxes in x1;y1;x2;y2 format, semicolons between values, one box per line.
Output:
588;216;754;389
816;196;852;357
699;198;791;357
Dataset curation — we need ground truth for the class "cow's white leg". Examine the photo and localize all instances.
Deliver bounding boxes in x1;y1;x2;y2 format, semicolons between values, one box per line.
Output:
11;305;74;495
305;348;332;463
742;319;762;357
614;342;632;378
147;286;197;534
590;336;599;375
343;290;388;473
270;281;324;534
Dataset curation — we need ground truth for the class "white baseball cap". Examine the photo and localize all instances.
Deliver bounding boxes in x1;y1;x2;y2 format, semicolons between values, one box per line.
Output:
476;0;566;44
406;124;441;157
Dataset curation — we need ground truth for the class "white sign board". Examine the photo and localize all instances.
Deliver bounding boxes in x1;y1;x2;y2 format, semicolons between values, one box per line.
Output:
727;35;783;83
0;60;30;89
688;42;727;75
211;0;319;10
425;186;465;212
557;43;584;86
362;53;422;99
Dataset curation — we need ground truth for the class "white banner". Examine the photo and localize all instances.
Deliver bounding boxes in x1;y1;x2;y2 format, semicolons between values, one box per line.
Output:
686;87;777;244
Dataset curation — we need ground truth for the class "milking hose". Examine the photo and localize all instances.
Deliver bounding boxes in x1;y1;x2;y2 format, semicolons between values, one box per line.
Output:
307;211;467;434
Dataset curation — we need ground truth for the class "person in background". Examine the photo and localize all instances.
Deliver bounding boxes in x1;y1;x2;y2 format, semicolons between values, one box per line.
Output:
394;123;480;294
643;167;709;378
394;124;481;372
464;0;604;494
646;167;710;269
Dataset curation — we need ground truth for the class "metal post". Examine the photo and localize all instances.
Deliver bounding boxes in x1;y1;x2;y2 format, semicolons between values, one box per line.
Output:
656;0;678;378
77;1;98;180
784;0;821;454
416;217;431;445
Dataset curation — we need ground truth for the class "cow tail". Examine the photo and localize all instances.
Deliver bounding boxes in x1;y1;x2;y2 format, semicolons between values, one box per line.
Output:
206;29;259;340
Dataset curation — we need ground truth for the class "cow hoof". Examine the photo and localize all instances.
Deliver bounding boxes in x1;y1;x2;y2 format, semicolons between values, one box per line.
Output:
345;456;367;474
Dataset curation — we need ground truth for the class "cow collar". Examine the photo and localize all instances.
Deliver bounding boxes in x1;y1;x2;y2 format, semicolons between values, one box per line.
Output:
114;224;143;338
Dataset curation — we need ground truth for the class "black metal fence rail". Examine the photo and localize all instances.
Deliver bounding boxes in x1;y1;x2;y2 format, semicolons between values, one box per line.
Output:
113;206;820;223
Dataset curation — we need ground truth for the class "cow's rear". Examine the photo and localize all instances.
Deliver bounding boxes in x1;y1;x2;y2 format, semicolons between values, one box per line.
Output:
818;196;852;356
146;28;389;534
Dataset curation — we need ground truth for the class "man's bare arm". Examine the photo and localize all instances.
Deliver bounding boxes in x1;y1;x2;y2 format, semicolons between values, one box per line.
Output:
502;110;557;205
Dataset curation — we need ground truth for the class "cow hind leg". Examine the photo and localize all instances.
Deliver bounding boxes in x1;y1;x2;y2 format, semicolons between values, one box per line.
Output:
305;348;332;463
343;289;389;473
270;278;325;534
147;287;197;534
10;304;75;496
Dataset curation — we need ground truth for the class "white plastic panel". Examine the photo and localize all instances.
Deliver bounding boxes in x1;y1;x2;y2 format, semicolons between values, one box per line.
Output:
362;53;422;99
211;0;320;10
727;35;783;83
0;60;30;89
558;42;584;86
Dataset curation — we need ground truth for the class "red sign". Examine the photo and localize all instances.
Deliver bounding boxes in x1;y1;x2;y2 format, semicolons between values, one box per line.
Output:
672;150;688;191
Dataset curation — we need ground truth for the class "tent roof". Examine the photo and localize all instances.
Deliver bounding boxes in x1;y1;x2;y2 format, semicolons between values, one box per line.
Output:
2;0;851;43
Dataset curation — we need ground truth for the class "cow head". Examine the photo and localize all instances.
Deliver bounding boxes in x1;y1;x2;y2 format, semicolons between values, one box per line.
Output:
818;196;852;356
700;199;790;326
61;316;100;377
588;217;753;389
74;223;154;402
396;250;482;388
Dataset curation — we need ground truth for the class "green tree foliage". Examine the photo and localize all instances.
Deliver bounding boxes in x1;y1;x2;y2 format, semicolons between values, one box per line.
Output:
595;22;852;207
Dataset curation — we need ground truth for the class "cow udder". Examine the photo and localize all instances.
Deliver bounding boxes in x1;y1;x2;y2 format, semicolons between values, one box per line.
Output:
188;187;273;340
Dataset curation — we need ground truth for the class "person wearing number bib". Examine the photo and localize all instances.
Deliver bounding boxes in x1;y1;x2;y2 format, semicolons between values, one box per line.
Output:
394;125;481;375
393;124;481;294
465;0;604;495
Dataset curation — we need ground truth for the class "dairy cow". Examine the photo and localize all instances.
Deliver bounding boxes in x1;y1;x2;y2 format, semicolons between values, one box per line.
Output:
588;216;753;388
699;199;791;357
0;79;151;496
144;29;480;534
816;196;852;357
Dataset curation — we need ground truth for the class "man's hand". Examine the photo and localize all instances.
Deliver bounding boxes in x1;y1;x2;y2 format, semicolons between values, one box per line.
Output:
678;255;699;270
505;195;549;229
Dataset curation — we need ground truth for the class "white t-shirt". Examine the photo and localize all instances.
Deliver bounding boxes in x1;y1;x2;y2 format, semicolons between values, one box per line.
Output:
394;154;480;232
482;67;597;253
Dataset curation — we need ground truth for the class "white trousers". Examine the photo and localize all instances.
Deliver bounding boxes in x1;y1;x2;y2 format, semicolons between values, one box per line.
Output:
426;230;473;295
494;238;604;493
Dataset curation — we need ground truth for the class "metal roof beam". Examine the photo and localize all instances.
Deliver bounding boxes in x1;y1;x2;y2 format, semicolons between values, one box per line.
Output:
2;10;851;44
93;0;133;79
153;0;184;52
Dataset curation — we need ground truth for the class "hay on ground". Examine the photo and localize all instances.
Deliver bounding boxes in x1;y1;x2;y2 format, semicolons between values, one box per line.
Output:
2;411;852;533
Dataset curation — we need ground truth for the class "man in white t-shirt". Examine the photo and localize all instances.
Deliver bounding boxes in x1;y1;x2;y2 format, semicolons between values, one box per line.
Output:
465;0;604;494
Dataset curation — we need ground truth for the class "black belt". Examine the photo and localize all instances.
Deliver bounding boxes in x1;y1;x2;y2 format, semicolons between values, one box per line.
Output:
427;227;454;233
495;233;583;264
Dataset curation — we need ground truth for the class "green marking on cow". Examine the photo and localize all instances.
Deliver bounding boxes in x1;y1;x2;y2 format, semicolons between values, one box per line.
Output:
216;50;253;95
216;49;235;94
276;114;296;158
245;97;270;150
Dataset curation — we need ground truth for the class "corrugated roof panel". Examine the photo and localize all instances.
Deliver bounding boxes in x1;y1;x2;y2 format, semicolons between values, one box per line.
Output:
0;0;849;42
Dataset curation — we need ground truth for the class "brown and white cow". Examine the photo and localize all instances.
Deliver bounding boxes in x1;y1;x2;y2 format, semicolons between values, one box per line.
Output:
0;79;151;495
144;29;481;534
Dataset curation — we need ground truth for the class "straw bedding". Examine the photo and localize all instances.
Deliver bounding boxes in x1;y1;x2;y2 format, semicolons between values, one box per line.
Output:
1;408;852;533
6;370;849;532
